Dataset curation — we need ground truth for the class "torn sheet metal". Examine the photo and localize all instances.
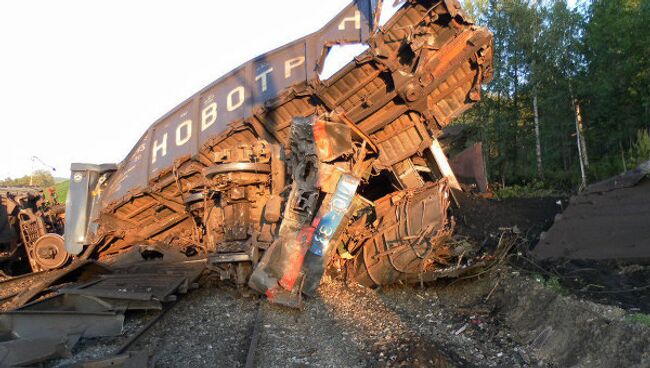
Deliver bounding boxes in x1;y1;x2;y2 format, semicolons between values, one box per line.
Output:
62;259;206;307
308;175;360;257
302;174;361;296
1;260;205;366
345;181;454;286
585;160;650;194
0;310;123;339
0;336;76;367
248;114;366;306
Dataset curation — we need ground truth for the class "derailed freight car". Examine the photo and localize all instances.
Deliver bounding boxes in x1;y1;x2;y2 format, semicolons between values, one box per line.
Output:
64;0;493;306
1;188;67;274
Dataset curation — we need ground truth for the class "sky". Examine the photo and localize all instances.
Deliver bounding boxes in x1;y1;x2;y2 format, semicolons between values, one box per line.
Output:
0;0;401;180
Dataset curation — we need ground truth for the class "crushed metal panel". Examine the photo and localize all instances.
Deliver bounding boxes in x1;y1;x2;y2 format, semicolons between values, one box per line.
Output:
0;310;123;338
61;260;206;304
19;293;114;313
61;274;187;302
0;336;75;367
346;181;453;286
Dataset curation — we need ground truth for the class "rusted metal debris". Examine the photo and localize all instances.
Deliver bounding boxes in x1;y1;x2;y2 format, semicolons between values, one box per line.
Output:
0;187;69;274
53;0;495;309
0;259;204;366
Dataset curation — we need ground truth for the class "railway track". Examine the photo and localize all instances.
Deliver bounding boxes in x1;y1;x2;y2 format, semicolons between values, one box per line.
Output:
0;269;46;285
244;299;264;368
0;270;46;306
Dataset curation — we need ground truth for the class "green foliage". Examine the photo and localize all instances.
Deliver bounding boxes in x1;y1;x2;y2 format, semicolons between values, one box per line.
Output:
545;276;567;295
494;180;560;199
582;0;650;172
0;170;55;187
44;180;70;205
627;129;650;168
458;0;650;189
533;274;568;295
626;313;650;328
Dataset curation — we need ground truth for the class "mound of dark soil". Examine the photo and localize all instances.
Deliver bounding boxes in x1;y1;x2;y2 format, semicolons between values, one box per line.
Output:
545;259;650;313
451;192;563;246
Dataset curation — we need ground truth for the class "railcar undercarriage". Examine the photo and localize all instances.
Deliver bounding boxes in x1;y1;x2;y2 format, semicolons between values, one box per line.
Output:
1;188;67;274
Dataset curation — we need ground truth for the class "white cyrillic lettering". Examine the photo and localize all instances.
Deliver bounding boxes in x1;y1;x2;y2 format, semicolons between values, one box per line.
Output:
338;10;361;30
227;86;245;111
151;133;168;164
201;102;217;131
284;57;305;79
175;119;192;146
255;68;274;92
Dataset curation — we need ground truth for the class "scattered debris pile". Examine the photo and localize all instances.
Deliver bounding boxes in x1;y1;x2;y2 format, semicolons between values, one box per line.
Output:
0;257;204;366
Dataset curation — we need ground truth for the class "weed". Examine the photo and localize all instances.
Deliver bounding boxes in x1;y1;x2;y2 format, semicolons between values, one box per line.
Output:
44;180;69;204
626;313;650;328
532;274;568;295
494;181;561;199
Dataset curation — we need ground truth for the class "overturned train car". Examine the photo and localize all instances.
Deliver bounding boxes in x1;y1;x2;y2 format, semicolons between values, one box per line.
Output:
64;0;493;306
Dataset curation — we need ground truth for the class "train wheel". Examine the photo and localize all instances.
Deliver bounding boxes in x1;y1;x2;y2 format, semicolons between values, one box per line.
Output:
32;234;69;270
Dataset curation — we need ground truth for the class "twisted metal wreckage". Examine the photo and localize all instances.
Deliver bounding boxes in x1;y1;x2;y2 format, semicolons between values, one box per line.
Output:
62;0;494;308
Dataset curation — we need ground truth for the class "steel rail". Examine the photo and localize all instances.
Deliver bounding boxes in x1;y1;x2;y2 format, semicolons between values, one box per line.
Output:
244;300;263;368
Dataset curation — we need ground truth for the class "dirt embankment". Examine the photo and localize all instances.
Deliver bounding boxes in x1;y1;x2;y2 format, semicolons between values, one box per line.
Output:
435;271;650;368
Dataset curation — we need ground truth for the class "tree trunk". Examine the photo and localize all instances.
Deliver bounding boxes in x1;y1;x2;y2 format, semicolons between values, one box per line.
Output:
573;100;590;169
573;99;588;189
533;91;543;179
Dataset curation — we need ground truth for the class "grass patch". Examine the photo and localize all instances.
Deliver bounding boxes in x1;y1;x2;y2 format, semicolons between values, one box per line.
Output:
44;180;69;204
533;274;568;295
626;313;650;328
